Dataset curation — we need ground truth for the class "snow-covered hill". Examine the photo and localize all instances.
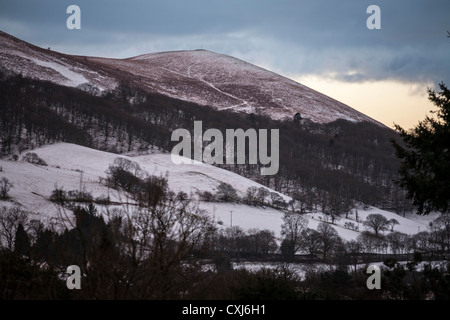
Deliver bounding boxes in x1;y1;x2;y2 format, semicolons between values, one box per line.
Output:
0;30;421;242
0;30;382;125
0;143;427;241
91;50;381;124
0;31;116;90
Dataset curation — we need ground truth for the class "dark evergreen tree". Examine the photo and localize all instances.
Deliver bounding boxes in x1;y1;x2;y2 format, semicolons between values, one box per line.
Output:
32;228;56;262
280;239;296;262
14;223;30;257
293;112;302;124
392;83;450;214
0;177;12;200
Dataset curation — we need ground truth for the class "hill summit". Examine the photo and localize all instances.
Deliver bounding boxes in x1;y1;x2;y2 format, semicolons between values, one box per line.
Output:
0;30;380;125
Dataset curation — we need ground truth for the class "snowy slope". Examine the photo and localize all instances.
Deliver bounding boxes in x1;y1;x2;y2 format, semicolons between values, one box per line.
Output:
91;50;381;124
0;30;116;90
0;143;427;241
0;30;382;125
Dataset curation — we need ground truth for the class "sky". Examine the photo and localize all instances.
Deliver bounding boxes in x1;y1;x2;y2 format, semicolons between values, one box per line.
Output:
0;0;449;129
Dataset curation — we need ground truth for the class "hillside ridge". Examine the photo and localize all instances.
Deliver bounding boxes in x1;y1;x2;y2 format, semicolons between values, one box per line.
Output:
0;30;383;125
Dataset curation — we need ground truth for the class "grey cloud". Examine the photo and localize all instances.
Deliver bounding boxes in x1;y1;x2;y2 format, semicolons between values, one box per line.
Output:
0;0;449;86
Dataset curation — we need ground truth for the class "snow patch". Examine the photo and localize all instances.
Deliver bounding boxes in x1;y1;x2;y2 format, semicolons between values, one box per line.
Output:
29;58;88;87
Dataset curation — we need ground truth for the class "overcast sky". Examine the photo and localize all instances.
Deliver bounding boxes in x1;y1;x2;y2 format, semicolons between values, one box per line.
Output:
1;0;449;129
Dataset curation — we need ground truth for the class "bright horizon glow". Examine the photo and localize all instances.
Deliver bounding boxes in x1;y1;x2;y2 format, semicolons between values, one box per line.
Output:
293;75;437;130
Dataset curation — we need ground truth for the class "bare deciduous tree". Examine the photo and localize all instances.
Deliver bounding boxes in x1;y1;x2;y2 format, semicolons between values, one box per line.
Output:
299;228;321;257
281;212;308;253
317;222;340;260
364;213;391;236
97;191;216;299
216;182;239;203
244;186;259;206
389;218;400;231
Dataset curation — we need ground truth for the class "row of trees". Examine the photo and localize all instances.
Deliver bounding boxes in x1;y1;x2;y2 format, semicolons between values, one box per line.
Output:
279;210;450;266
1;202;449;299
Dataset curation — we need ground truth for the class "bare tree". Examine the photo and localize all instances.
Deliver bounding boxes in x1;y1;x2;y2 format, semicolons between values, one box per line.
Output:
216;182;239;203
346;240;362;273
389;218;400;231
244;186;259;206
317;222;340;260
48;170;217;299
357;231;379;257
22;152;47;166
219;226;248;258
270;192;286;209
116;194;215;298
105;157;144;192
247;228;278;256
411;231;431;253
299;228;321;257
364;213;390;236
387;232;409;255
281;212;308;253
256;187;270;205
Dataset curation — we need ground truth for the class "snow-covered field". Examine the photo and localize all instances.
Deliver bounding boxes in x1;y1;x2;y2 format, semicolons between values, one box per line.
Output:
0;143;429;241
